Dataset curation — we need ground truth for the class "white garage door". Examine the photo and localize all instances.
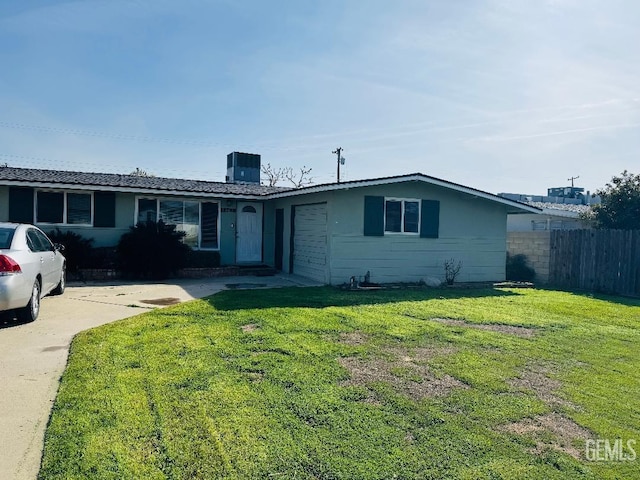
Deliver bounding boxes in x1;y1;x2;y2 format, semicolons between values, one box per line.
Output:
293;203;327;283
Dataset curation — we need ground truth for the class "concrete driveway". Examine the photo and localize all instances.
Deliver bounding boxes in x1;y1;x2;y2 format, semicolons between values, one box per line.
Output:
0;274;318;480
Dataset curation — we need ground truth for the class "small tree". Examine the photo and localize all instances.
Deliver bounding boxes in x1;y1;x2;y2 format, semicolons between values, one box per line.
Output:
584;170;640;229
444;258;462;285
117;221;190;279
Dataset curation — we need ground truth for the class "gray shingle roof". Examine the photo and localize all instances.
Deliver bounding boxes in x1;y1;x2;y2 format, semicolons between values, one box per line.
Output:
525;201;591;214
0;166;540;214
0;166;290;196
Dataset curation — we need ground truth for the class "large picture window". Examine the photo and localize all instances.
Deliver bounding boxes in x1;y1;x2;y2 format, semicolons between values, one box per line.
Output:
384;198;420;234
36;190;93;225
159;200;200;248
136;198;220;250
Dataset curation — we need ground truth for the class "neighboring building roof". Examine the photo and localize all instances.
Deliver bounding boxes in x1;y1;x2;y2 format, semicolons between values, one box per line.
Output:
0;166;540;213
525;201;591;218
0;166;289;198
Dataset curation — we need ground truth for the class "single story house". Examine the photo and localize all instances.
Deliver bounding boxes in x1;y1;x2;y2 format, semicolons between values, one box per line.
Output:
0;154;539;284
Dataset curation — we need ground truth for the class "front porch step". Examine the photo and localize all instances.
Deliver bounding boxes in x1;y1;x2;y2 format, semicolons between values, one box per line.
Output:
236;265;278;277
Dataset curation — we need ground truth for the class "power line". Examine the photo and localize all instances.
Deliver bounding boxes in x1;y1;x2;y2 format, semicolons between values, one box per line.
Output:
2;96;634;154
0;150;366;186
0;121;306;151
0;153;227;180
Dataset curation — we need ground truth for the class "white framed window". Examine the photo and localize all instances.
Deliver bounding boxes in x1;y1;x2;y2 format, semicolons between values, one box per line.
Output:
384;198;421;234
134;197;220;250
35;190;93;226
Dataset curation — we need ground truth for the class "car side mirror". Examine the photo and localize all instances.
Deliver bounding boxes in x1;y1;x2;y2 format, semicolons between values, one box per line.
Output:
55;243;66;252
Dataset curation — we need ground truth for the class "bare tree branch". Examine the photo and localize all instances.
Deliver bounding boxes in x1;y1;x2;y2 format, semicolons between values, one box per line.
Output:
262;163;313;187
261;163;286;187
284;165;313;188
130;167;155;177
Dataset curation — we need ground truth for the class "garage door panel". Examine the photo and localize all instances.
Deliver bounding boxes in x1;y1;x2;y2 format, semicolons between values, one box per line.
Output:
293;203;327;283
296;218;326;225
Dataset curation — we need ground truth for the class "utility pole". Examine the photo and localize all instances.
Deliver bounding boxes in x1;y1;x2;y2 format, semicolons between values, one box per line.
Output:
333;147;343;183
568;175;579;187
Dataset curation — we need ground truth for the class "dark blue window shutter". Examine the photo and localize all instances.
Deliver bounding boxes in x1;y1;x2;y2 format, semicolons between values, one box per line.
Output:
420;200;440;238
9;187;34;223
94;192;116;227
364;196;384;236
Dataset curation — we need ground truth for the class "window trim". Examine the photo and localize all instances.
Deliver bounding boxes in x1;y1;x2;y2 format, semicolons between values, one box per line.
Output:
134;196;221;251
34;189;94;226
384;197;421;235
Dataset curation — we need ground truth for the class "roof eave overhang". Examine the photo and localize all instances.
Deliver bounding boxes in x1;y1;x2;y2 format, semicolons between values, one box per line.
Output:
1;174;543;212
0;179;267;200
266;174;542;213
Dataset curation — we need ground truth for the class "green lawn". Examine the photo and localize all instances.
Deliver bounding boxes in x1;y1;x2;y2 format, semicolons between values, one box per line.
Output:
40;287;640;479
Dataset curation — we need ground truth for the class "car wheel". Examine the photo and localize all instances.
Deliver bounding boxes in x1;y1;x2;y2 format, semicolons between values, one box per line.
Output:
52;265;66;296
17;280;41;323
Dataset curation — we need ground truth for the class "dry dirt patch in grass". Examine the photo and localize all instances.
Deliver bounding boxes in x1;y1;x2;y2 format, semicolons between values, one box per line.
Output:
245;372;264;382
339;345;466;401
499;413;592;459
508;366;577;410
501;364;590;459
383;345;458;362
431;318;536;338
241;323;260;333
337;332;370;346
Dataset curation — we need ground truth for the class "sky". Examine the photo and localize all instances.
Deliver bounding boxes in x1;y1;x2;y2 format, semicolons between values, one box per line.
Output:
1;0;639;195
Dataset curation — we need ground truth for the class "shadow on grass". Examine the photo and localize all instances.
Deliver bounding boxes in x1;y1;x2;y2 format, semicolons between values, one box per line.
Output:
207;285;520;311
538;286;640;307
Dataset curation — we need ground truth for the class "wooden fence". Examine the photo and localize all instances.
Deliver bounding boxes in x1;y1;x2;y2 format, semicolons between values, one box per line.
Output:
549;229;640;297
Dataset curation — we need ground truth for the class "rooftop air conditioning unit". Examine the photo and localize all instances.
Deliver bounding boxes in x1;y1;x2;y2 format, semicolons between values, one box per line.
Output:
226;152;261;184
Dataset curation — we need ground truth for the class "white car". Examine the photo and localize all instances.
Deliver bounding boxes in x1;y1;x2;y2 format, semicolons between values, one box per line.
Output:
0;223;66;322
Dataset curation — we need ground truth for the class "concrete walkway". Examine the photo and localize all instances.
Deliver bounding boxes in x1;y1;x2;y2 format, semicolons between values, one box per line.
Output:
0;274;319;480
